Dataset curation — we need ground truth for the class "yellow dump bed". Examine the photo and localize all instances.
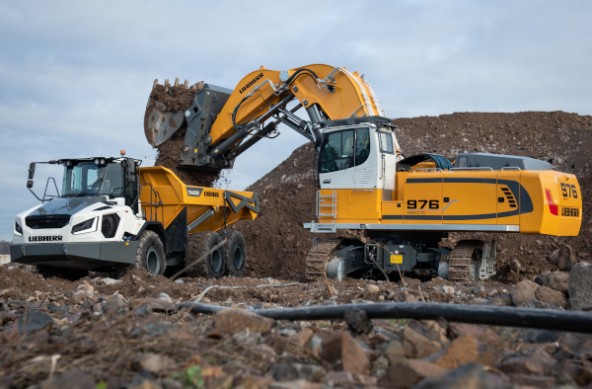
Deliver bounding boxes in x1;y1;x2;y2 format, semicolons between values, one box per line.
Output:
139;166;258;233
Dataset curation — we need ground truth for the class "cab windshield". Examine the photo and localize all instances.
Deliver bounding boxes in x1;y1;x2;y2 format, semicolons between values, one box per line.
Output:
62;161;124;198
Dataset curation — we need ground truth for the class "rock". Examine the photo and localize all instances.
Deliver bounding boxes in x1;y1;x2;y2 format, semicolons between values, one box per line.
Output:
73;281;95;297
97;277;122;286
441;285;455;295
102;293;128;314
556;333;592;361
323;371;376;387
384;339;405;364
342;331;370;375
132;298;176;314
378;358;446;388
433;334;479;369
414;363;507;389
213;309;274;335
269;362;325;382
511;280;539;307
534;285;568;308
320;332;343;363
554;359;592;386
499;347;556;376
548;244;576;271
470;284;485;296
137;353;176;375
569;262;592;311
364;284;380;298
536;270;570;293
16;309;54;334
403;321;447;358
344;309;373;335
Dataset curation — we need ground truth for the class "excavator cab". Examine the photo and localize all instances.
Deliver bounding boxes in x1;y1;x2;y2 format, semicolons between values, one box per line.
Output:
317;118;398;194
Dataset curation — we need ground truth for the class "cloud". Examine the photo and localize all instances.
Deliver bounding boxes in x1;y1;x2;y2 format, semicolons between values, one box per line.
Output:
0;0;591;241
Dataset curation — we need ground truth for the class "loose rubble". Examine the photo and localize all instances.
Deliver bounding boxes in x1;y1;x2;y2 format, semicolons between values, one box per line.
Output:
2;111;592;387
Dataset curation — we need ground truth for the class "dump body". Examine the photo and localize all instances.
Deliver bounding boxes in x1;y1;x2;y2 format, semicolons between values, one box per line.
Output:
139;166;258;234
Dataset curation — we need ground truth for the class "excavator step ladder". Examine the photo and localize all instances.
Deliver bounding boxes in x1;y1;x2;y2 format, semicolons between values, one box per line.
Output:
317;190;337;219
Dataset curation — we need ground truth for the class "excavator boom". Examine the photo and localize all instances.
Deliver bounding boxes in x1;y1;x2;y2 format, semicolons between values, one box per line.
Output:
144;64;388;171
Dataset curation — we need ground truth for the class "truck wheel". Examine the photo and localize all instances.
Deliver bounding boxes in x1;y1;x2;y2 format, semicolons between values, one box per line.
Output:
224;231;247;277
136;230;166;275
185;232;225;278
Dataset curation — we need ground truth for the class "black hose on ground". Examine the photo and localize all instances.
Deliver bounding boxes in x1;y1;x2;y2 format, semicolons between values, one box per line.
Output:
178;301;592;334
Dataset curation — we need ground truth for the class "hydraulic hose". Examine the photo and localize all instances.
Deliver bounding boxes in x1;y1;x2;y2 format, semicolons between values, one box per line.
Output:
178;301;592;334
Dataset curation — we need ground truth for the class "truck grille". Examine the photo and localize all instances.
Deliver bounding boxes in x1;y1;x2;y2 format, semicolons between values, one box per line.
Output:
26;215;71;229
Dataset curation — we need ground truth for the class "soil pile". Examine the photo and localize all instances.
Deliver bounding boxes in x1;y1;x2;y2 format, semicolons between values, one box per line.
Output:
146;81;221;187
233;111;592;281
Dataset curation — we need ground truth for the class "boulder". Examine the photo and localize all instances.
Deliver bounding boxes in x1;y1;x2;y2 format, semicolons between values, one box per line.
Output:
511;280;539;307
536;271;570;293
535;286;568;309
548;244;576;271
569;262;592;311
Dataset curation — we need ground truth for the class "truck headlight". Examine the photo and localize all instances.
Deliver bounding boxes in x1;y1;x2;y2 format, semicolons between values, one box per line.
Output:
101;214;120;238
72;217;98;235
14;221;23;236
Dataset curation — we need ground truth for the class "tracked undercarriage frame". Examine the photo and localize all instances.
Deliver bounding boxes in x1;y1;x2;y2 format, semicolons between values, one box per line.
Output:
304;233;497;282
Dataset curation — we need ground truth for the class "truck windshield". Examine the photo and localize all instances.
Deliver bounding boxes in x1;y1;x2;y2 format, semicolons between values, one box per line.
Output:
62;161;124;197
319;127;370;173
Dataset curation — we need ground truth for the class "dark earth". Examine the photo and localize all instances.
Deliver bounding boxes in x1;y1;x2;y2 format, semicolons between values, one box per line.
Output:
2;111;592;388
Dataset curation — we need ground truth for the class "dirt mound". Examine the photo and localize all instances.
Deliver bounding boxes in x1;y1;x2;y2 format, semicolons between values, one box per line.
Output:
235;111;592;282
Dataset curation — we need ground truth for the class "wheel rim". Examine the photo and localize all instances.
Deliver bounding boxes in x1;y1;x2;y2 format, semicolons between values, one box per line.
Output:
146;246;161;274
232;246;245;270
211;249;223;273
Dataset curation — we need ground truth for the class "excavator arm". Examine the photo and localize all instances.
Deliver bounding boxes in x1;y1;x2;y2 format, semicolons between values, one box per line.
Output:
144;64;387;171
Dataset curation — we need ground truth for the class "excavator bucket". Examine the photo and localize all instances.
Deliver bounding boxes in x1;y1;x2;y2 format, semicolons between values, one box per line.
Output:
144;79;202;147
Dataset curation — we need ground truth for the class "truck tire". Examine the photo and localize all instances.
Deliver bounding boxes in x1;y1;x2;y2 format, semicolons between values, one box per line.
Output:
224;231;247;277
185;232;225;278
136;230;166;275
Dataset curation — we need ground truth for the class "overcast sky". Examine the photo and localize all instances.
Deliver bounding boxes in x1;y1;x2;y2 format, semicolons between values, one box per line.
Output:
1;1;591;241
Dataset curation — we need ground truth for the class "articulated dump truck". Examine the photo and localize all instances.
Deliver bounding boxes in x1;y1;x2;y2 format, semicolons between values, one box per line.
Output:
10;153;258;278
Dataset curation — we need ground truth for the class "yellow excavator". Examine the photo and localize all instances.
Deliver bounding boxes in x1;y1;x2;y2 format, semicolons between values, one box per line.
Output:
145;64;582;281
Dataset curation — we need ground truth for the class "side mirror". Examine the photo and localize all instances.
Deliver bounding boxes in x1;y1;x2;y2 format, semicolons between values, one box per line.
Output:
26;163;36;188
125;158;137;183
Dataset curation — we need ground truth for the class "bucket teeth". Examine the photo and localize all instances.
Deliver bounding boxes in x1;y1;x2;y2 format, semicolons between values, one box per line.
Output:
164;79;170;88
174;77;180;87
184;80;189;88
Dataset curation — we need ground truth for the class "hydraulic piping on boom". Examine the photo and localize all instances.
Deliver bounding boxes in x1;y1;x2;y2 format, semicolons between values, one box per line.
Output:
144;64;402;172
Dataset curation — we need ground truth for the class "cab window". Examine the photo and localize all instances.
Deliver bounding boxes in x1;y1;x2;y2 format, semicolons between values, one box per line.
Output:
379;131;394;154
319;127;370;173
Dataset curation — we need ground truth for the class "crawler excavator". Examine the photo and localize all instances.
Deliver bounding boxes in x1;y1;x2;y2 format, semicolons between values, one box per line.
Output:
143;64;582;281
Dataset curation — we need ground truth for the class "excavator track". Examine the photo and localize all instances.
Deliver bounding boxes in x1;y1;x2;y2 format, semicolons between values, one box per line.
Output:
305;239;343;282
447;241;480;282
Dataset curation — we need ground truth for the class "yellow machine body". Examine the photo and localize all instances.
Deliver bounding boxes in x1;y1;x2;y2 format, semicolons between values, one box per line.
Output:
139;166;258;234
316;169;581;236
